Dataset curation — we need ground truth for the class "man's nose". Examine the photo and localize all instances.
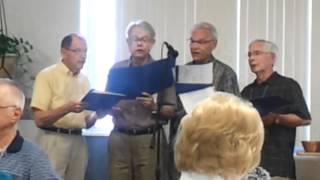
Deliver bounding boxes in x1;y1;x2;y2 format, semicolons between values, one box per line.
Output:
190;42;199;49
248;53;254;60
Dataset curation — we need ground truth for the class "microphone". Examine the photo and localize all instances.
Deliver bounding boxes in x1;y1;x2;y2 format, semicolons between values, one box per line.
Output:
164;41;179;58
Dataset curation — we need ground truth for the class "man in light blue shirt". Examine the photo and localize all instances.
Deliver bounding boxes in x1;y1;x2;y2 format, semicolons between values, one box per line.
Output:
0;78;60;180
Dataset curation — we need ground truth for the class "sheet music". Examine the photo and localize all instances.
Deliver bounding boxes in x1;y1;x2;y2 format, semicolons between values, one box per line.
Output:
179;86;215;114
176;63;213;84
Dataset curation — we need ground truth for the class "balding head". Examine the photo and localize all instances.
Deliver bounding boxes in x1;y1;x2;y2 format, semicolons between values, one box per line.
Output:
0;79;25;110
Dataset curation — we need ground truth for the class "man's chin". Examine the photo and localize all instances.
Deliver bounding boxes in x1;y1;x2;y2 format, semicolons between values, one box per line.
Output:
133;54;147;60
76;65;84;72
192;58;207;63
250;68;260;74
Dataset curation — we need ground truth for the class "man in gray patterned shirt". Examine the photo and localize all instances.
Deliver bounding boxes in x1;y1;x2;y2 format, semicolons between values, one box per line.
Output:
169;22;240;180
0;79;60;180
186;22;239;95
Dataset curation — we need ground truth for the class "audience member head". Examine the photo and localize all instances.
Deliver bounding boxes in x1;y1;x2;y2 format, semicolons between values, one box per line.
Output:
248;39;278;76
175;92;264;180
0;78;25;131
125;20;155;64
189;22;218;63
61;33;87;75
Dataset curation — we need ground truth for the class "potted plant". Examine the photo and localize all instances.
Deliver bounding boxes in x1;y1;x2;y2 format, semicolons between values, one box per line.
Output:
0;30;33;78
0;0;33;79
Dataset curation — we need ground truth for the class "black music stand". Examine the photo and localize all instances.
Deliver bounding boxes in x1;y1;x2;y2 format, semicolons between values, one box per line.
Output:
150;110;169;180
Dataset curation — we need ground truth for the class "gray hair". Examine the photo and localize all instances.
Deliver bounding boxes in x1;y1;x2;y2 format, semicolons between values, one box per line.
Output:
249;39;279;58
0;78;25;110
191;22;218;41
125;20;156;40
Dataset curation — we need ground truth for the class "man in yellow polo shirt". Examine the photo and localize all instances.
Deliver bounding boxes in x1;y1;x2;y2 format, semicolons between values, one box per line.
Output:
31;33;100;180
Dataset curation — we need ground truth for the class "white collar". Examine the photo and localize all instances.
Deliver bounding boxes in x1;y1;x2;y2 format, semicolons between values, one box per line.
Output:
180;172;225;180
0;148;6;158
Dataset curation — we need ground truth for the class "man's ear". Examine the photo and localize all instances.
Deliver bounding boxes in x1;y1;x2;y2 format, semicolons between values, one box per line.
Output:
211;39;218;50
12;107;22;122
61;48;67;59
271;53;277;65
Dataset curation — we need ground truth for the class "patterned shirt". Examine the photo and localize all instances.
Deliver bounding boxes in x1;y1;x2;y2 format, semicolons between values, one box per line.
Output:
172;55;240;135
241;72;311;178
0;131;60;180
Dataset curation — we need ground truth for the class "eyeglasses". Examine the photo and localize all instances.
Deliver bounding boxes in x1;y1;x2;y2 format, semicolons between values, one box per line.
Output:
188;38;215;45
0;105;17;110
248;51;270;57
65;48;87;54
128;37;153;44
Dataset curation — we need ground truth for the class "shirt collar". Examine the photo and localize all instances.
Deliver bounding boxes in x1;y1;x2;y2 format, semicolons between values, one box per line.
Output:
180;172;225;180
57;62;76;76
129;55;153;67
254;71;279;85
190;55;215;65
6;131;24;153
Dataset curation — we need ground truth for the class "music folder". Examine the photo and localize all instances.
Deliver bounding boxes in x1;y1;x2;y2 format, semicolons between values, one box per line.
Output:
250;96;291;117
81;89;126;111
107;57;175;98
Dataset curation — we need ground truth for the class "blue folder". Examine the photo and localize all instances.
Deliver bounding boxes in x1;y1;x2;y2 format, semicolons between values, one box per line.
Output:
81;89;126;111
106;57;175;98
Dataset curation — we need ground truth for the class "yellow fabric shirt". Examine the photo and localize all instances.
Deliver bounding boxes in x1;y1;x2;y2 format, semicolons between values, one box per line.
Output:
31;62;90;129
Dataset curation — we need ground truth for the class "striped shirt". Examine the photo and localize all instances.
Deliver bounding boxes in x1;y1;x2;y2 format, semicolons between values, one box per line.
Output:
0;131;60;180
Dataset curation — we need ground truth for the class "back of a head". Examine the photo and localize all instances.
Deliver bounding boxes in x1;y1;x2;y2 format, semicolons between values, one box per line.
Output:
175;92;264;178
0;78;25;110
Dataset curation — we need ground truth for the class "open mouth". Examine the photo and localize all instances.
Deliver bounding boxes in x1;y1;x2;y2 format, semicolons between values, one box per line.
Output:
191;52;200;56
250;64;258;69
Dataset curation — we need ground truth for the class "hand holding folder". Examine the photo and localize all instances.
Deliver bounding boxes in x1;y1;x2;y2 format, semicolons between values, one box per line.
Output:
81;89;126;111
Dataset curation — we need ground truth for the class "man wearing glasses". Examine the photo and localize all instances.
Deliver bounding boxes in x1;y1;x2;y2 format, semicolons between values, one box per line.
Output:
187;22;239;94
169;22;240;180
31;34;101;180
106;20;176;180
241;39;311;179
0;79;60;180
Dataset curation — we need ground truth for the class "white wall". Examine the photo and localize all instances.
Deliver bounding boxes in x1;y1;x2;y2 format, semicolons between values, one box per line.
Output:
310;0;320;140
5;0;80;96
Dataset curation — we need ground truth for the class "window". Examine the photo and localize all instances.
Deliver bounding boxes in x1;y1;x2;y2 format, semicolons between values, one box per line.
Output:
80;0;117;136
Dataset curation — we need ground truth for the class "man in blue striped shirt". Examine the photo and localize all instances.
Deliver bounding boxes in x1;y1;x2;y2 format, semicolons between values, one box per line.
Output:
0;78;60;180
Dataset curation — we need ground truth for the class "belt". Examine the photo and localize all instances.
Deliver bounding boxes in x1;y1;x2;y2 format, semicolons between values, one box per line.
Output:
113;127;157;135
41;127;82;135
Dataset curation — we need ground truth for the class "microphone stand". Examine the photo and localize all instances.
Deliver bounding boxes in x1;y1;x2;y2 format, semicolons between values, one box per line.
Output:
149;42;178;180
150;108;168;180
